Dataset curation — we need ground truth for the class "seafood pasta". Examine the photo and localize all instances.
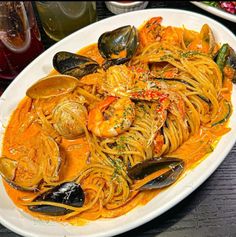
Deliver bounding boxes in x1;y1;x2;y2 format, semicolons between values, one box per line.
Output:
0;17;235;224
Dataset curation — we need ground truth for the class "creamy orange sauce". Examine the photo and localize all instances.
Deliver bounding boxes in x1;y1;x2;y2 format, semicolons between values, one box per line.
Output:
2;32;233;224
1;44;104;224
2;97;90;224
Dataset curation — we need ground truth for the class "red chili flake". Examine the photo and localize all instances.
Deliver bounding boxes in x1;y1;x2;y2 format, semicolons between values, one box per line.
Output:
132;90;168;102
159;95;168;103
156;106;163;113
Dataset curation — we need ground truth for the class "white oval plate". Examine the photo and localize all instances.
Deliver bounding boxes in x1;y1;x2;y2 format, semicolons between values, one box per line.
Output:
191;1;236;23
0;9;236;237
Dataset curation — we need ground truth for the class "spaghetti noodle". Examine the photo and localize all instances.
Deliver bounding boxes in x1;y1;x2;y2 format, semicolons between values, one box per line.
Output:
0;17;235;224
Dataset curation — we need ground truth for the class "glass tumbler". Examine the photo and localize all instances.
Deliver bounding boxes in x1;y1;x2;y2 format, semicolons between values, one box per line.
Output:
0;2;44;80
35;2;97;42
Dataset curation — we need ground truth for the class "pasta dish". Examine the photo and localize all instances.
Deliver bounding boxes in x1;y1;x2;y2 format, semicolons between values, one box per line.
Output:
0;17;235;225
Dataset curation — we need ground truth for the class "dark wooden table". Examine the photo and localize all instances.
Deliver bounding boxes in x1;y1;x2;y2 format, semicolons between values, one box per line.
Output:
1;1;236;237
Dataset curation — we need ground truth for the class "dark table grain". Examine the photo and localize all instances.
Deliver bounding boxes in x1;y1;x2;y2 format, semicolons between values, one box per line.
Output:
0;1;236;237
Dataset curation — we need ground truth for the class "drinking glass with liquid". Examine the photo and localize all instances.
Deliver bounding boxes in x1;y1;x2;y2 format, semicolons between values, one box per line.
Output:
0;2;44;80
35;2;97;41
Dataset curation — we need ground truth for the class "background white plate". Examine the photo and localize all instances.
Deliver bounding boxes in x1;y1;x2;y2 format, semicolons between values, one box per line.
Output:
191;1;236;23
0;9;236;237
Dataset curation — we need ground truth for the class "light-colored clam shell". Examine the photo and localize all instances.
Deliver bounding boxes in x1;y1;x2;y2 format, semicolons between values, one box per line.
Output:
52;100;88;139
26;75;79;99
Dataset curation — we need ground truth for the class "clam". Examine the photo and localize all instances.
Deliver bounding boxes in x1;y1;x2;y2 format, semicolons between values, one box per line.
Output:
127;157;184;190
98;25;138;69
200;24;215;54
40;135;62;183
53;51;99;79
52;100;88;139
187;24;215;55
0;156;39;191
28;182;84;216
26;75;79;99
0;136;62;191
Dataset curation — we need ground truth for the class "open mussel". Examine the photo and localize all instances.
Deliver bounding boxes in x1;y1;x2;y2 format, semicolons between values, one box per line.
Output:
26;75;79;99
98;25;138;69
214;43;236;82
215;43;236;71
28;182;84;216
53;51;99;79
127;157;184;190
227;46;236;70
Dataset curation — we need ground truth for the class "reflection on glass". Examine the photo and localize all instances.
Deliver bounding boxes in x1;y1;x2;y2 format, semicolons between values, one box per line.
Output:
0;2;44;80
36;2;97;41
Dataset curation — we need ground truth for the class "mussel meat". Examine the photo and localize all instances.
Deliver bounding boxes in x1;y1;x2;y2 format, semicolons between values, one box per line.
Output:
53;51;99;79
28;182;84;216
52;100;88;139
127;157;184;190
26;75;79;99
98;25;138;69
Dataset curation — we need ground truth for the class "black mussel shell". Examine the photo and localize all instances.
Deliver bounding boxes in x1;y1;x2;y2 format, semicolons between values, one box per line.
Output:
127;157;183;180
227;46;236;70
139;161;184;190
28;182;84;216
53;51;99;79
98;25;138;61
102;58;129;70
127;157;184;190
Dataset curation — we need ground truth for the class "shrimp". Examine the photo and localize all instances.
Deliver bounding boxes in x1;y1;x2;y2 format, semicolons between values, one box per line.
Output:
88;96;135;138
139;17;162;48
160;26;182;47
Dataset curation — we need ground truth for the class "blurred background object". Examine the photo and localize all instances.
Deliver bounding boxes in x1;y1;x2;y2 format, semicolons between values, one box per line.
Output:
105;1;149;14
35;1;97;42
0;1;44;80
191;1;236;22
203;1;236;14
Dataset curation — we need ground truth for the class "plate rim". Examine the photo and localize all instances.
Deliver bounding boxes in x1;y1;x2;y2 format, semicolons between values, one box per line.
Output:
191;1;236;23
0;8;236;237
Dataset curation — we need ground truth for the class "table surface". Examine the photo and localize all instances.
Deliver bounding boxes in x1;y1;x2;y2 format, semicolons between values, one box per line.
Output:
0;1;236;237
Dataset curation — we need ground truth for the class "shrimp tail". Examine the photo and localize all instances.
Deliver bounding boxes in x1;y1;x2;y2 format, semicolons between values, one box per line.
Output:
98;96;117;111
